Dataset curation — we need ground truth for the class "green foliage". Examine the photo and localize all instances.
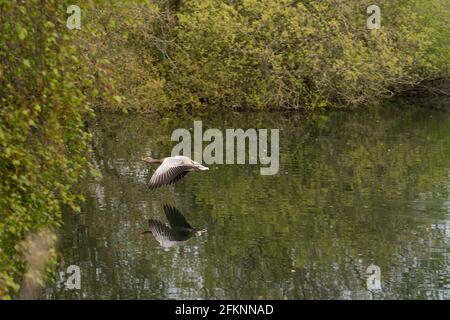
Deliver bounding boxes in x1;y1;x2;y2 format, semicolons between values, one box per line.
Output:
409;0;450;74
167;0;446;109
0;0;103;298
81;1;173;112
87;0;449;111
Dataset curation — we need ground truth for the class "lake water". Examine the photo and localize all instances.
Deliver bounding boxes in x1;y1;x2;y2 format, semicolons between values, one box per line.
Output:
44;100;449;299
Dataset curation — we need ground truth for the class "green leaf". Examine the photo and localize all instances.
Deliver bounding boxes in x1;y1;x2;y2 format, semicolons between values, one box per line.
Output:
16;25;28;41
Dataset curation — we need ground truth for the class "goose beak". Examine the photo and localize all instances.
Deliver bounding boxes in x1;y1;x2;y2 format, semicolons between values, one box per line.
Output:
197;164;209;171
196;229;207;235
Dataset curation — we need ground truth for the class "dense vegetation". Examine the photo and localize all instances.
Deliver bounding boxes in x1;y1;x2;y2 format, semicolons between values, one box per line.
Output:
0;0;448;299
88;0;449;111
0;0;113;298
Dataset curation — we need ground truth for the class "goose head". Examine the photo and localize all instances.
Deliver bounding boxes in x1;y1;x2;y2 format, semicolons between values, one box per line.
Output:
141;156;163;164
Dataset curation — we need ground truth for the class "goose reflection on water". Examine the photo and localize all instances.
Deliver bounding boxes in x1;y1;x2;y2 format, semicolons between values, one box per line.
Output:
142;204;206;248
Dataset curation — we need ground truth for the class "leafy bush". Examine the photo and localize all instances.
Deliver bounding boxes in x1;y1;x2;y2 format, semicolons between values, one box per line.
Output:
166;0;448;109
83;0;449;111
0;0;104;298
81;1;172;112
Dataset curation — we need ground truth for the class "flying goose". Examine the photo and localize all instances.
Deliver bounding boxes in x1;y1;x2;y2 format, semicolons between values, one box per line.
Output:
142;205;205;248
142;155;209;190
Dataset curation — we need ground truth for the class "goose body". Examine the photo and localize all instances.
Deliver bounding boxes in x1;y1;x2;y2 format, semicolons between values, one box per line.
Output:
142;155;208;190
143;205;205;248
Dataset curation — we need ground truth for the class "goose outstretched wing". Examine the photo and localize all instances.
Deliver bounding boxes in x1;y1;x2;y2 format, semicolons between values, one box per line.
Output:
148;162;192;190
163;205;193;230
147;219;186;246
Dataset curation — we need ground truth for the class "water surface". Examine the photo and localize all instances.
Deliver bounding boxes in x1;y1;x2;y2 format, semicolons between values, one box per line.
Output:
45;101;450;299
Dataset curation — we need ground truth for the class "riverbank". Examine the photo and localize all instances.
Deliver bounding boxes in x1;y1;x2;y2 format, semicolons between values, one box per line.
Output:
84;1;449;113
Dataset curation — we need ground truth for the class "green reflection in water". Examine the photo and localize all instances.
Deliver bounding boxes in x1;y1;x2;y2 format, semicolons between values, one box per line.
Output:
45;100;449;299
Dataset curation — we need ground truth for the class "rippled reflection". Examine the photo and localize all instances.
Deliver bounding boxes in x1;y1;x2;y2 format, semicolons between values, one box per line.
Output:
44;99;450;299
